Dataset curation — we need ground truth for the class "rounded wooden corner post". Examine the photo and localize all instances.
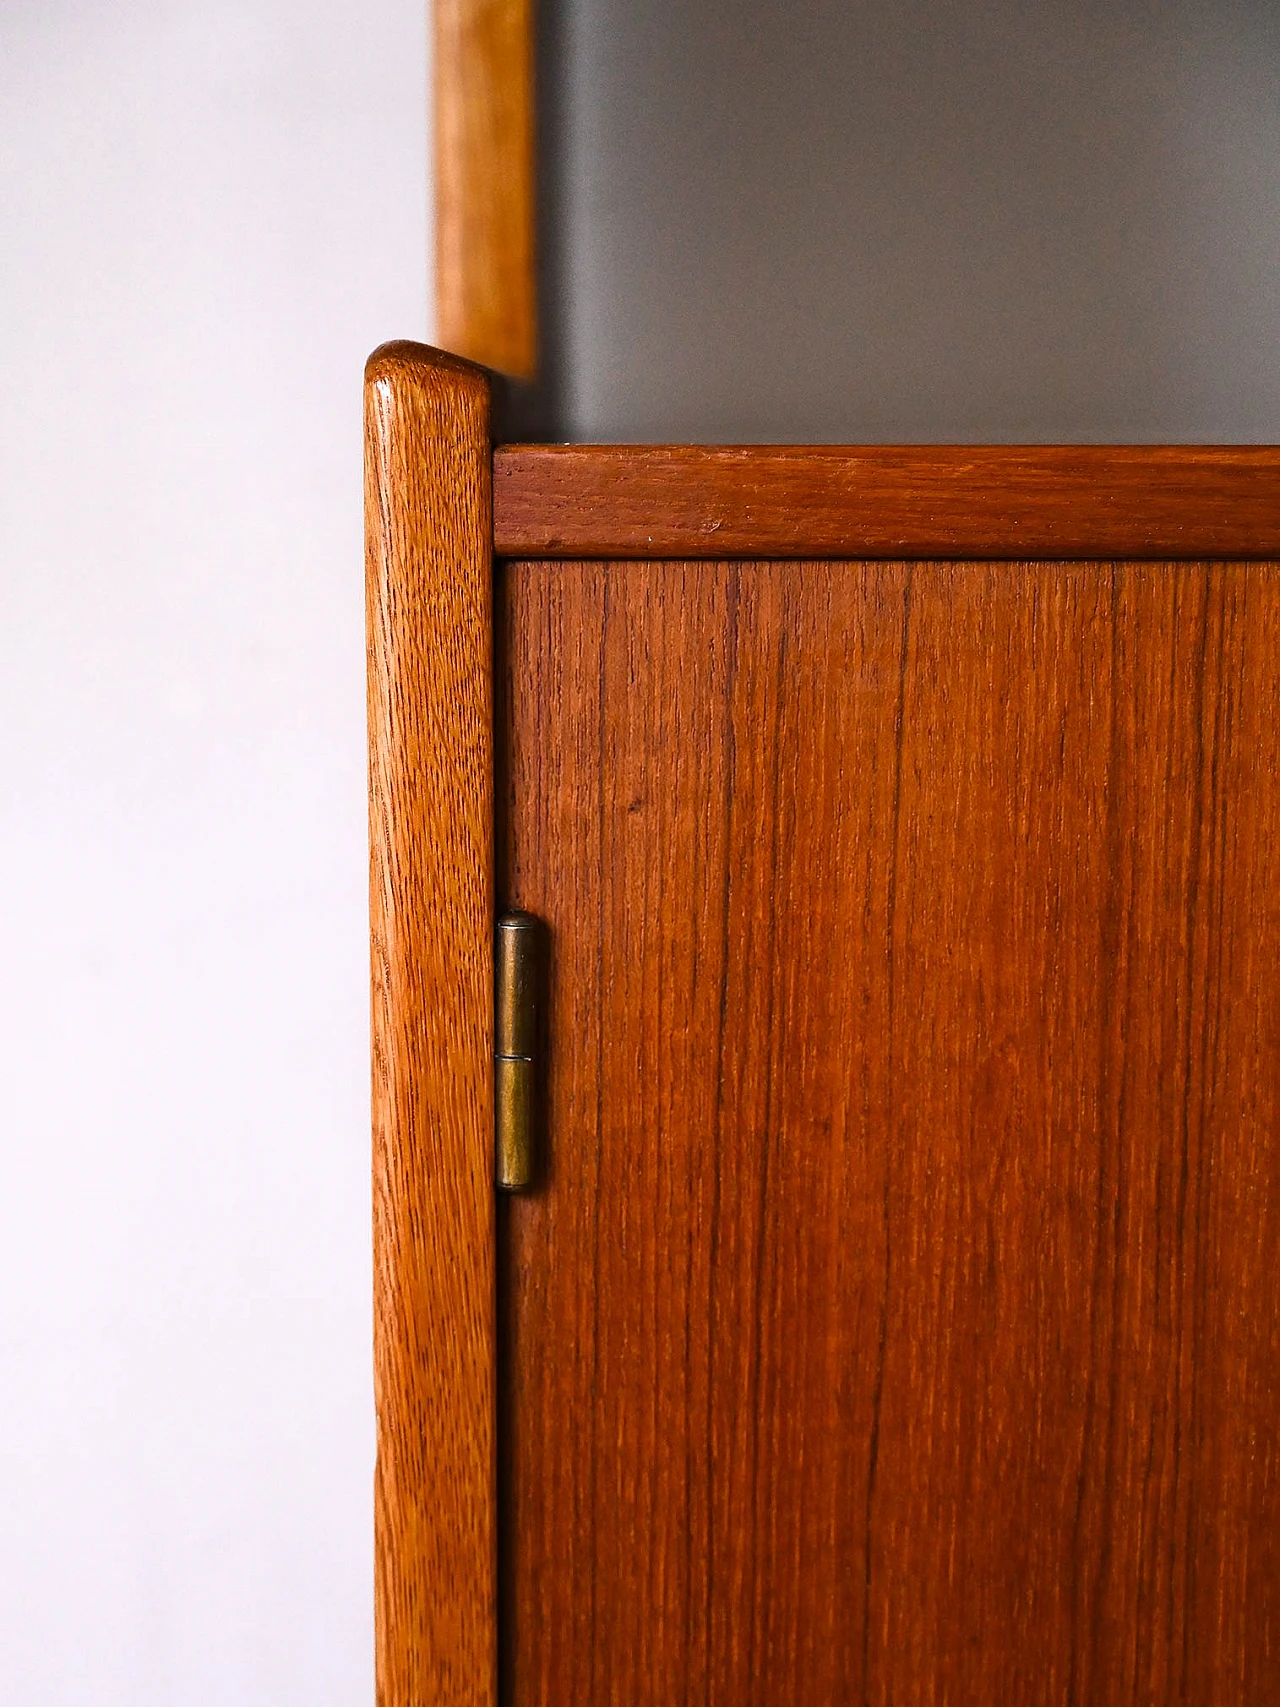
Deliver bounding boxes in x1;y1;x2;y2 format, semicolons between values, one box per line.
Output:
365;341;496;1707
434;0;538;379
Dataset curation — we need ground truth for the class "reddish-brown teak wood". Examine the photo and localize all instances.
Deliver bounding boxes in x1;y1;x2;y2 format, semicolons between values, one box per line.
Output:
497;553;1280;1704
366;342;496;1707
493;443;1280;559
367;358;1280;1703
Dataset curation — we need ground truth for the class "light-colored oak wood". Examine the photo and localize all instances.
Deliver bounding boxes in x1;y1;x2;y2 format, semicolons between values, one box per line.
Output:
493;444;1280;559
498;554;1280;1703
435;0;537;379
366;340;496;1707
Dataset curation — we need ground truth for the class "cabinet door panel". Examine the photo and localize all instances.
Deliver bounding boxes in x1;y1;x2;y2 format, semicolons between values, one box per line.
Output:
497;558;1280;1705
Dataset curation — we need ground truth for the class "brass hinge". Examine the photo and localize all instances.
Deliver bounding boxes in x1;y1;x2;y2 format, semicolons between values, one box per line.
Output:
494;911;541;1191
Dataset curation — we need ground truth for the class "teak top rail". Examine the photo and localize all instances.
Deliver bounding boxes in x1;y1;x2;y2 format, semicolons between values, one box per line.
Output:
494;444;1280;560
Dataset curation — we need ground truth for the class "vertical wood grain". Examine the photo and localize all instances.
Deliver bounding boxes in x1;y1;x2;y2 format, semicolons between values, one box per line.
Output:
366;341;495;1707
435;0;537;379
498;556;1280;1705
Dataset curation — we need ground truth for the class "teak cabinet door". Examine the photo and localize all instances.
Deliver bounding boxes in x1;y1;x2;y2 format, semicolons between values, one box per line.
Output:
497;556;1280;1705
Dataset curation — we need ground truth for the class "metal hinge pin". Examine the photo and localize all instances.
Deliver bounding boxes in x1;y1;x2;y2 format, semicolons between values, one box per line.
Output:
494;911;541;1191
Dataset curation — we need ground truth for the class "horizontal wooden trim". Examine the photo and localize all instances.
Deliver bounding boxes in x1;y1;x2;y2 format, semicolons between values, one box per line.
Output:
493;444;1280;560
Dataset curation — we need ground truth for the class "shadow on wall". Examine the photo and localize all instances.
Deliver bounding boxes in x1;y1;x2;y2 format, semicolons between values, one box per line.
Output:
516;0;1280;443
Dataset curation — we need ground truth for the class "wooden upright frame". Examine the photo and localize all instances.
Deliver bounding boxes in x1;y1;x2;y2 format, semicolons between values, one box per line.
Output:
434;0;537;379
366;342;497;1707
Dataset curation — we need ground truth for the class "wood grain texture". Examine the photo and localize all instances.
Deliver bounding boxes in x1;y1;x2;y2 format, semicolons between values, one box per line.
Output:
435;0;537;379
498;556;1280;1704
493;445;1280;559
366;340;496;1707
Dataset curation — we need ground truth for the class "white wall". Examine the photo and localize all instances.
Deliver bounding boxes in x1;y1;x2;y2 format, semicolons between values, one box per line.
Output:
0;3;427;1701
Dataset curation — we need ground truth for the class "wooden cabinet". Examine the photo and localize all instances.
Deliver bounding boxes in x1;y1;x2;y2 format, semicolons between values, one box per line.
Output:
368;342;1280;1706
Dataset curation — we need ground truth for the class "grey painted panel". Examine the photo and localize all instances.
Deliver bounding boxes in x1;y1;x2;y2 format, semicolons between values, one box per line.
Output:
539;0;1280;442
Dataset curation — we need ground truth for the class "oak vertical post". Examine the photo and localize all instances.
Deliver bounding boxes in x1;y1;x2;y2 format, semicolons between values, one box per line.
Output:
365;341;495;1707
435;0;538;379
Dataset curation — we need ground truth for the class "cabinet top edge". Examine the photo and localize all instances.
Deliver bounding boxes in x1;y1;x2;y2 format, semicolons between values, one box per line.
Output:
493;443;1280;561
